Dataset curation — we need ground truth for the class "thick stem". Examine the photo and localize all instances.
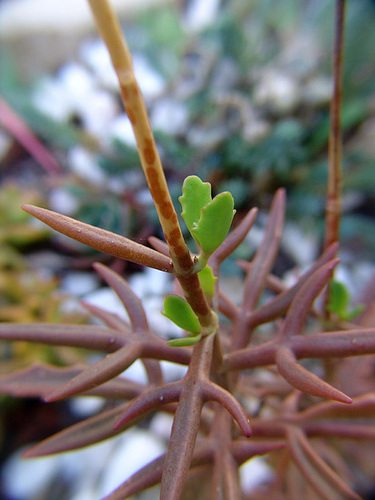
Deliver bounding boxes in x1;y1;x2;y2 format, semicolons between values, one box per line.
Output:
160;335;215;499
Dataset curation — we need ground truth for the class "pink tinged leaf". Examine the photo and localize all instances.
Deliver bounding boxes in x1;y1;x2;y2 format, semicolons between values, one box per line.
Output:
103;455;165;500
0;323;124;351
279;259;339;340
22;205;173;273
304;422;375;440
23;404;130;458
148;236;170;256
81;300;132;334
0;364;85;398
210;207;258;270
0;97;63;175
242;188;286;313
212;447;242;500
0;363;145;400
160;384;204;499
298;391;375;421
92;264;164;385
224;340;278;372
292;328;375;360
238;259;287;293
286;426;362;500
92;262;149;333
249;243;339;327
219;290;239;320
276;346;352;404
103;440;214;500
231;438;285;464
113;381;181;430
201;380;252;437
44;343;142;402
140;338;192;366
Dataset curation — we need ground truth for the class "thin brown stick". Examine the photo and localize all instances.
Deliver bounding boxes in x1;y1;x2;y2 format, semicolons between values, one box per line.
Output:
324;0;346;250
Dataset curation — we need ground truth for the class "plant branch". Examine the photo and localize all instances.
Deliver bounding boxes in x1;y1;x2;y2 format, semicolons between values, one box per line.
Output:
324;0;346;251
86;0;189;269
86;0;217;330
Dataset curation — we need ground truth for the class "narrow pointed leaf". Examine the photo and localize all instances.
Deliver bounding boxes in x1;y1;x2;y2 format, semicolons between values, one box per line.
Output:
0;364;85;398
0;323;124;351
0;363;145;400
231;439;285;464
298;391;375;421
201;380;252;437
159;334;216;499
23;404;130;457
242;188;285;314
249;242;339;326
91;264;163;385
279;259;339;340
114;381;181;429
44;343;142;401
104;440;214;500
292;328;375;360
103;455;166;500
286;426;361;500
210;207;258;268
160;385;204;499
81;301;132;334
22;205;173;272
276;346;352;404
93;262;149;334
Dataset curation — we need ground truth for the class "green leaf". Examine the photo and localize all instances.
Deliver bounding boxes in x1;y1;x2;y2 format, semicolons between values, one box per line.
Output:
179;176;212;233
198;266;217;299
167;333;202;347
179;175;235;256
191;192;235;255
327;280;365;321
327;281;349;316
162;295;201;334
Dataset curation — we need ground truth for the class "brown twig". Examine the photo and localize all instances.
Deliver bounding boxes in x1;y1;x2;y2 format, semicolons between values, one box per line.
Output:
324;0;346;251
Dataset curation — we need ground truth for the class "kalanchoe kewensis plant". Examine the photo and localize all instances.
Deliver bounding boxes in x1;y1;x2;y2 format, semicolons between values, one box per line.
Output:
1;0;375;498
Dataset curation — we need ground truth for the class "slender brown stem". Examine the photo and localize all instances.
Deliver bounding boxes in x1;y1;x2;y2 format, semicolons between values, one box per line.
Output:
324;0;346;251
87;0;216;328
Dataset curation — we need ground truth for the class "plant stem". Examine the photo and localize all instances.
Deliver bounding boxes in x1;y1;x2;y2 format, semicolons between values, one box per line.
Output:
324;0;346;251
87;0;187;270
87;0;216;328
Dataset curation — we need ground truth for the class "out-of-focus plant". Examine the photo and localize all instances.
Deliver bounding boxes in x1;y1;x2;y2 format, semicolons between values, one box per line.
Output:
2;0;375;255
0;183;50;269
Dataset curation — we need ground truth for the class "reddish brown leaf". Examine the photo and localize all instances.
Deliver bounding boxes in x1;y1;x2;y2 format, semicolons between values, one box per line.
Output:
276;346;352;404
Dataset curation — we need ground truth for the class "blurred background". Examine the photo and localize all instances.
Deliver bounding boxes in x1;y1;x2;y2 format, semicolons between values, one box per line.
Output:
1;0;375;498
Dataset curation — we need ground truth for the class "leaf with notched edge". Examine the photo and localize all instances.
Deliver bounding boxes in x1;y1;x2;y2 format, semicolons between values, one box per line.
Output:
179;176;235;256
